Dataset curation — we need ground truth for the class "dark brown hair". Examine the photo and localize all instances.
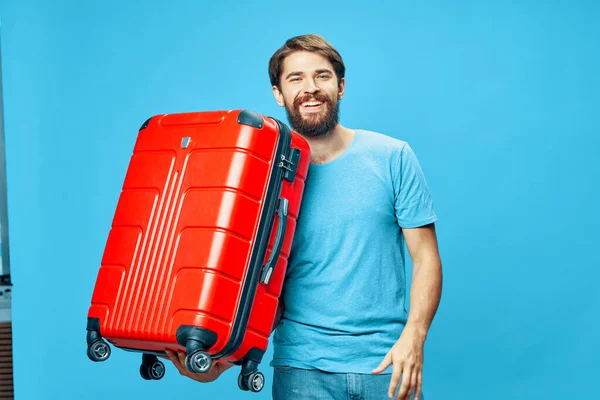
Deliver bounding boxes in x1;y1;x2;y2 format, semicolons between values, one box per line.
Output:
268;34;345;89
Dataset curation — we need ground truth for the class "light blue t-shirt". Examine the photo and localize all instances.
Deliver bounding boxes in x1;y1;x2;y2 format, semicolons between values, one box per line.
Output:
270;129;438;373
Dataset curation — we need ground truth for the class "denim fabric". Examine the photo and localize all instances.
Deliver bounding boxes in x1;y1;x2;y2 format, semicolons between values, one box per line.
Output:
272;366;424;400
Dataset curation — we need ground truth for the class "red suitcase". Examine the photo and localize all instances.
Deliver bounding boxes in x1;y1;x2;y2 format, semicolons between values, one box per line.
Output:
85;109;310;392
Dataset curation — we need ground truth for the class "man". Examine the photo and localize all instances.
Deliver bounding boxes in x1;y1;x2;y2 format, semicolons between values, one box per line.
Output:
166;34;443;400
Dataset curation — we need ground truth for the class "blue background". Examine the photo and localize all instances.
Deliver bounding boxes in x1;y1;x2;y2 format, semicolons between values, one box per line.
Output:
1;0;599;399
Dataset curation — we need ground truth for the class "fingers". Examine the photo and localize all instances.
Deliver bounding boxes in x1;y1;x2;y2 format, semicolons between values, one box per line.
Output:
372;351;392;374
219;362;234;374
177;351;187;367
388;360;402;398
165;350;189;377
414;369;422;400
396;365;418;400
164;350;177;365
397;365;414;400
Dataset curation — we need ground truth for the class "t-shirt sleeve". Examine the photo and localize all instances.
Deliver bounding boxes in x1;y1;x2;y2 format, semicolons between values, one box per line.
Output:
393;142;438;228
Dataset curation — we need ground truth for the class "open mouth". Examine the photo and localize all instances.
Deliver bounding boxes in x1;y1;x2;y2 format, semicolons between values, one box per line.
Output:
301;100;324;110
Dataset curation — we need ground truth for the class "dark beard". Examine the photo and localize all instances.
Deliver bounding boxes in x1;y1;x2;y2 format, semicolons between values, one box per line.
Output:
284;92;340;137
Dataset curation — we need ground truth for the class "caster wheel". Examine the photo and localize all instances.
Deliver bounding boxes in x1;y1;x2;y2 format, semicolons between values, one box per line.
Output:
186;350;212;373
140;358;165;380
87;340;111;362
238;373;249;391
140;364;151;380
247;371;264;393
148;360;165;380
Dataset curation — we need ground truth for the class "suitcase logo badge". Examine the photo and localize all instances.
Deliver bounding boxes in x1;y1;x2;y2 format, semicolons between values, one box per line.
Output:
181;136;190;149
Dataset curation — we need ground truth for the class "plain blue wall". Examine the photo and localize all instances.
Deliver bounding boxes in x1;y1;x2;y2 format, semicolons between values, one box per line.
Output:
1;0;599;398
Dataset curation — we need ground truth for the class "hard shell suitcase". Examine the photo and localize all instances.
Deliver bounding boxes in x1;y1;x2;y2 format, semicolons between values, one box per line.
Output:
85;109;310;392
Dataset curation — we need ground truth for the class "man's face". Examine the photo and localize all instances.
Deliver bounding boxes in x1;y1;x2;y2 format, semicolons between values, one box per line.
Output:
273;51;345;137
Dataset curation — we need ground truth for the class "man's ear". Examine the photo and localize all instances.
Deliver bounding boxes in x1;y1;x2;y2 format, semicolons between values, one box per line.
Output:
337;77;345;100
272;85;285;107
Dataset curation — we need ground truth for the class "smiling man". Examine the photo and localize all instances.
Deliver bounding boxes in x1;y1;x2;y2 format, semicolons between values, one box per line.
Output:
266;34;444;400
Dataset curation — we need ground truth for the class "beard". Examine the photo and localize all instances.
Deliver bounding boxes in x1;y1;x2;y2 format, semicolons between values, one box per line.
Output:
283;92;340;137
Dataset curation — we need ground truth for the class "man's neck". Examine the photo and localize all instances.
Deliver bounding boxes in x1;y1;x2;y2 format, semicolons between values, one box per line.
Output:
301;124;354;165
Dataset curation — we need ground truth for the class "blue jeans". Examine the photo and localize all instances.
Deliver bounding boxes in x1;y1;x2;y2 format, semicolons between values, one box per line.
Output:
272;366;424;400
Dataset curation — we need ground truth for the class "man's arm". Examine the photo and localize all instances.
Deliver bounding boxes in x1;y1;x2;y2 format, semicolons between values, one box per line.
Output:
373;222;442;400
403;222;443;340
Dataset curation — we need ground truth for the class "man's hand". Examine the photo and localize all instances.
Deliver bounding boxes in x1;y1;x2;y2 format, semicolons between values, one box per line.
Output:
163;350;233;383
372;326;425;400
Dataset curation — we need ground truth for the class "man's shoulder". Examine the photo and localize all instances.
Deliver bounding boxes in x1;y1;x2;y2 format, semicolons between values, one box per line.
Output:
356;129;407;146
354;129;409;156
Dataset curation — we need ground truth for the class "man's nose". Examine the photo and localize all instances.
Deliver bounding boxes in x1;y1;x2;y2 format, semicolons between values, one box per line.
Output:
303;79;320;93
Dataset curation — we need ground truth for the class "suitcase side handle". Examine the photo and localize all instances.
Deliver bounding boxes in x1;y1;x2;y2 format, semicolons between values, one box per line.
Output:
259;198;289;285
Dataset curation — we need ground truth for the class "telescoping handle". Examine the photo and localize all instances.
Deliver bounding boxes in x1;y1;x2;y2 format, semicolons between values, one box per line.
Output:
260;198;289;285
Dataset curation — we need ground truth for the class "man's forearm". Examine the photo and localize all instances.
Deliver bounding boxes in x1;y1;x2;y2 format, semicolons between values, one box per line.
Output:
405;251;443;342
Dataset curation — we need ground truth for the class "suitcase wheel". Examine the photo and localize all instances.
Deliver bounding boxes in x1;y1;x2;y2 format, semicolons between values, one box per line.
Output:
87;340;111;362
140;353;165;380
185;350;212;374
238;371;265;393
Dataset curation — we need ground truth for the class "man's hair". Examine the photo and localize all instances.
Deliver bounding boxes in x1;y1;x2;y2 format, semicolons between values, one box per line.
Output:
268;34;345;89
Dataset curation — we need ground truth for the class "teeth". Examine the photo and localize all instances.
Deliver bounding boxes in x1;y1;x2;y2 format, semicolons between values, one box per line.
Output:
302;101;322;107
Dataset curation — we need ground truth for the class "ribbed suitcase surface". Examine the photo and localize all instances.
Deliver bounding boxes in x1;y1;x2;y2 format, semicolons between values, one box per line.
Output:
86;109;310;392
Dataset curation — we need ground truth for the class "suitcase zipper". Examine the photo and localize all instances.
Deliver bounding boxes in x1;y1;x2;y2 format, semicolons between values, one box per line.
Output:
211;112;293;362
